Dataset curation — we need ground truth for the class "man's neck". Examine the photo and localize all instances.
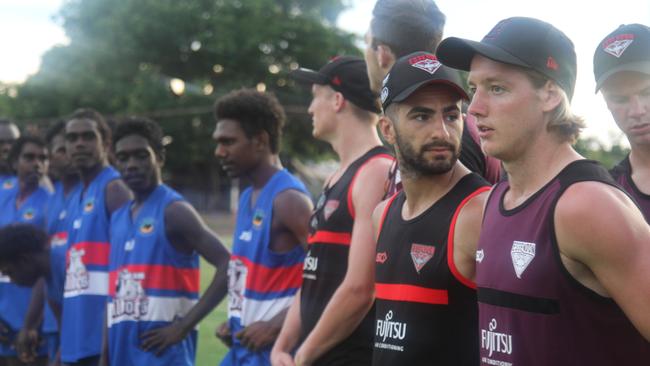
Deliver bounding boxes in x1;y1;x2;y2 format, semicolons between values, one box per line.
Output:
81;161;107;187
329;117;382;168
502;138;581;209
629;144;650;171
247;155;283;190
400;162;468;220
18;180;38;205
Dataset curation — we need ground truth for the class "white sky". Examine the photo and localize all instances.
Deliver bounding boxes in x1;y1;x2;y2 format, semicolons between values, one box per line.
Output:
1;0;649;144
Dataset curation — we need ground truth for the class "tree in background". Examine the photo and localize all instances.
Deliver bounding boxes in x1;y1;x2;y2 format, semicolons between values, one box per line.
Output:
1;0;358;207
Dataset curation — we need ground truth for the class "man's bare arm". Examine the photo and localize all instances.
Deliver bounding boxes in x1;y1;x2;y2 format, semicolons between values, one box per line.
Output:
105;179;132;215
555;182;650;340
295;157;393;365
140;201;230;355
452;189;489;284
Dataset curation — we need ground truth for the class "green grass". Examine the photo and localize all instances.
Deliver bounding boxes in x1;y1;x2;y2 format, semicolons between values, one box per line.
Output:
196;256;229;365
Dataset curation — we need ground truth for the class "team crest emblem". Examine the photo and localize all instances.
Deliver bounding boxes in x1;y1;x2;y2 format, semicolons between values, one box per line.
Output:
511;241;536;279
323;200;339;221
22;208;35;221
410;243;435;273
409;54;442;74
603;33;635;58
2;180;14;190
139;218;155;235
83;198;95;213
252;209;264;228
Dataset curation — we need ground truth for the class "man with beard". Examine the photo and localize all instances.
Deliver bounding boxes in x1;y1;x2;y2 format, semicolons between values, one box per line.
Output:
437;16;650;364
272;57;394;366
372;52;489;366
594;24;650;221
364;0;501;185
212;89;313;366
61;109;131;366
104;117;230;365
0;136;53;366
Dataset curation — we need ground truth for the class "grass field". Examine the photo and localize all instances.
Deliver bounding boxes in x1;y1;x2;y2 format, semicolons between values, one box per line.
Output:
196;212;233;365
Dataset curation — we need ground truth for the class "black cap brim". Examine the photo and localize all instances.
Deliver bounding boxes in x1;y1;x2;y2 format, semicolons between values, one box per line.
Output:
437;37;532;72
289;68;328;85
389;79;469;108
595;61;650;92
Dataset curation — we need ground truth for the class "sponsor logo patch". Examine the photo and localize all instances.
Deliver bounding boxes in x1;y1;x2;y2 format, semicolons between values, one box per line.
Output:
511;240;536;279
376;251;388;264
481;318;513;362
83;198;95;213
410;243;435;273
408;54;442;74
603;34;635;58
22;208;35;221
139;218;155;235
252;209;264;228
476;249;485;263
2;180;14;190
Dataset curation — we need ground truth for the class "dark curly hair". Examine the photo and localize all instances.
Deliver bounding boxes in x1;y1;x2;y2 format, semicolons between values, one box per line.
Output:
0;223;48;261
371;0;446;58
113;117;165;158
8;135;47;166
214;89;286;154
66;108;111;144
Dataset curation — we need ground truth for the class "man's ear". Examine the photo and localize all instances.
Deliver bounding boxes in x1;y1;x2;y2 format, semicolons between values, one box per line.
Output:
252;131;271;152
539;81;563;113
376;44;396;70
378;114;397;145
333;92;347;113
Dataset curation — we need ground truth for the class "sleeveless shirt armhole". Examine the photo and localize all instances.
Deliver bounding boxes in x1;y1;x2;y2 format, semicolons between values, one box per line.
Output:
346;154;396;220
376;192;400;241
447;186;491;290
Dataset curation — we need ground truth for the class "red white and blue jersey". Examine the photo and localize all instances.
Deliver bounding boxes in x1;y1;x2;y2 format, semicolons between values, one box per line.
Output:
227;170;308;334
45;181;82;309
61;166;120;362
108;184;199;366
0;184;53;356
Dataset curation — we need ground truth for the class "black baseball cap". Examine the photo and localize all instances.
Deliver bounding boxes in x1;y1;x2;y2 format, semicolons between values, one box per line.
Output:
381;52;468;111
290;56;381;114
436;17;577;100
593;23;650;92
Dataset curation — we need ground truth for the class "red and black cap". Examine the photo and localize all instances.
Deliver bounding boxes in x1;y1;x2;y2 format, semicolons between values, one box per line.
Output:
593;23;650;92
436;17;577;100
381;52;468;111
290;56;381;114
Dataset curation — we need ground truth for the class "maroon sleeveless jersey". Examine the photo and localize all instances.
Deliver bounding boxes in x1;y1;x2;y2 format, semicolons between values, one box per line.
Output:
477;160;650;366
610;155;650;223
374;173;489;366
301;146;394;365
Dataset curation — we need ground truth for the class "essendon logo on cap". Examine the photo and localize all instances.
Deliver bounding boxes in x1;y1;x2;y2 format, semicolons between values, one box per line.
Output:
602;33;635;58
546;56;558;71
408;54;442;75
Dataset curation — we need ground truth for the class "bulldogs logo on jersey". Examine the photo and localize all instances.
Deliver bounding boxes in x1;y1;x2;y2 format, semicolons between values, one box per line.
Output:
65;247;89;291
410;243;435;273
112;269;149;319
139;218;155;235
22;208;35;221
83;197;95;213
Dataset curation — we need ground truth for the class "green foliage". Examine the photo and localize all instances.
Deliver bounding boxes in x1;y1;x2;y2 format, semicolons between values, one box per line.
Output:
574;136;630;169
2;0;359;181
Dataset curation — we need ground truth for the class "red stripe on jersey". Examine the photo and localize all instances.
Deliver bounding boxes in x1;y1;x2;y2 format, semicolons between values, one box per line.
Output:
446;186;491;290
232;255;303;293
108;264;199;295
375;283;449;305
347;154;395;219
307;230;352;246
67;241;110;266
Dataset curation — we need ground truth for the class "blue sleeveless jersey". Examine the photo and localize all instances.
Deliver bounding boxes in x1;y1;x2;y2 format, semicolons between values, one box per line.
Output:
45;181;82;308
61;166;120;362
107;184;199;366
222;169;308;366
0;184;54;356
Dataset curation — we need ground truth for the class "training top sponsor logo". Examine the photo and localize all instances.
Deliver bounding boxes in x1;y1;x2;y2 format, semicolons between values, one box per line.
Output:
481;318;513;365
375;310;407;352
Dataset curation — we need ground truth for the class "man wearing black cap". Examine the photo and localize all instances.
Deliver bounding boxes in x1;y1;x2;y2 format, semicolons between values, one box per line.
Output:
437;17;650;365
364;0;501;185
595;24;650;222
271;57;394;366
372;51;489;366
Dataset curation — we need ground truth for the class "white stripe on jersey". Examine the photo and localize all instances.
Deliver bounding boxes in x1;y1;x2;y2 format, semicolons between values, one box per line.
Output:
63;271;109;298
